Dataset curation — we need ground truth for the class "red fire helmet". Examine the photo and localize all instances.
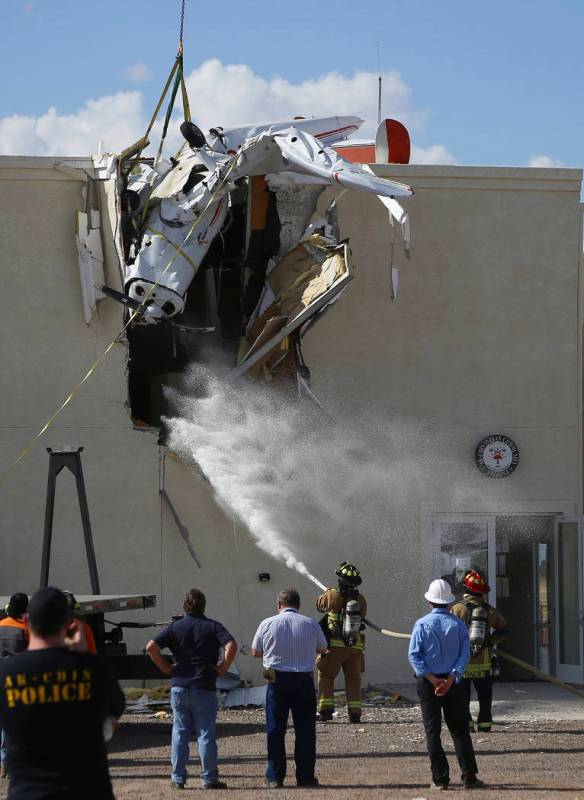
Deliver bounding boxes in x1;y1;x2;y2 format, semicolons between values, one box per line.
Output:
462;570;490;595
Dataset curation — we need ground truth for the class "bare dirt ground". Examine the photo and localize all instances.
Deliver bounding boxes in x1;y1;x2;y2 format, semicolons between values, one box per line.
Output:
109;703;583;800
1;702;582;799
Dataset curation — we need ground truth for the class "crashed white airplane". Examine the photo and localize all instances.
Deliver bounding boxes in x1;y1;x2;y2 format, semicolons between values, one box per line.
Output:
99;114;413;424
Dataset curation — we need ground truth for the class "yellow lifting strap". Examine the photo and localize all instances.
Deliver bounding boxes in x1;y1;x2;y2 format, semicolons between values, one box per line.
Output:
153;52;191;166
146;57;181;145
145;226;199;274
124;52;191;172
123;0;192;170
181;69;191;124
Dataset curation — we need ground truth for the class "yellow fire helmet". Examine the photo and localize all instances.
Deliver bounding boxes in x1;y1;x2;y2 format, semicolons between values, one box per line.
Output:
335;561;362;586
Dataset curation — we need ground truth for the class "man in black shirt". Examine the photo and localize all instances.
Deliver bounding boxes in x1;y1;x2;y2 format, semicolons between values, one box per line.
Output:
0;587;125;800
146;588;237;790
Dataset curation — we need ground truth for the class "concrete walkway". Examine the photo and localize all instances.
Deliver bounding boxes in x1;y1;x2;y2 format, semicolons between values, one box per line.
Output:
391;681;584;721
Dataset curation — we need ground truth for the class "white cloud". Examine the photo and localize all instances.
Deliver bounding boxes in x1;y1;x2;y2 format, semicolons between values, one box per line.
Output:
183;58;425;137
0;59;455;163
122;61;154;84
528;154;564;168
181;59;454;163
0;92;146;156
411;144;457;165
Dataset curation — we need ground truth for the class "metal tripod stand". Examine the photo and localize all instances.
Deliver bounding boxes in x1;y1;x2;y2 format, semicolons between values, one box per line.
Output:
40;447;101;593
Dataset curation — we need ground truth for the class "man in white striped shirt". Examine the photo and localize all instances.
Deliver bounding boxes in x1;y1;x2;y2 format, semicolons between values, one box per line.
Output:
252;588;328;788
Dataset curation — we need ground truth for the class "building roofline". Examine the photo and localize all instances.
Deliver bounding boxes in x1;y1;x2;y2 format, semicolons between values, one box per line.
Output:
0;154;581;192
0;155;95;168
371;163;583;193
0;155;96;182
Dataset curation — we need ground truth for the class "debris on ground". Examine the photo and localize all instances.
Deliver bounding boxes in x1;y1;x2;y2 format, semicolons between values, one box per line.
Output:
124;679;268;713
76;705;584;800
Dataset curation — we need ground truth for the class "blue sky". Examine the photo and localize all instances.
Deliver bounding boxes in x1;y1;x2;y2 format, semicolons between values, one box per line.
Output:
1;0;583;167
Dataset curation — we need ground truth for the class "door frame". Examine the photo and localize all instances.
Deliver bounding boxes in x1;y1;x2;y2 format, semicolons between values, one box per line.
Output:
553;516;584;684
431;513;497;605
532;541;554;675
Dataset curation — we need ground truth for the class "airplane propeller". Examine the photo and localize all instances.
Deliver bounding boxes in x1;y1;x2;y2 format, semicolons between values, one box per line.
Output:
101;285;144;313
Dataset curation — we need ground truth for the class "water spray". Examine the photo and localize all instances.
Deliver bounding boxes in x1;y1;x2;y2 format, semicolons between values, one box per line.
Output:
167;371;428;642
304;572;327;592
165;371;584;696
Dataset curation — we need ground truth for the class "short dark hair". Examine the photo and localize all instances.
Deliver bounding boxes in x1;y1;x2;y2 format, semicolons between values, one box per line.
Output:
7;593;28;618
183;589;206;616
28;587;71;638
277;588;300;608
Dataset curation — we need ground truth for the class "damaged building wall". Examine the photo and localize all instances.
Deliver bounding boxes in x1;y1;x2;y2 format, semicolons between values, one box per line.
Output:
0;157;582;684
0;157;162;642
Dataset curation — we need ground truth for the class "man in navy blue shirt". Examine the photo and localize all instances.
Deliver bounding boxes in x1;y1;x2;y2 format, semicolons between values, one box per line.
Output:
408;579;483;791
146;589;237;790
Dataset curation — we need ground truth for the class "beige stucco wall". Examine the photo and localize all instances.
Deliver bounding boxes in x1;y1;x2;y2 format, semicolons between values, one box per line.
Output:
0;157;161;621
302;165;583;679
0;157;581;684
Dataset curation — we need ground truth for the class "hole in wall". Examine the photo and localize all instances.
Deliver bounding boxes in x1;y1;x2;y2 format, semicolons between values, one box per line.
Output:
127;181;281;428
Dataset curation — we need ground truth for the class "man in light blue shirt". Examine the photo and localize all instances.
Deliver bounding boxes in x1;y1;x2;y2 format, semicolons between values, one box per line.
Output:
408;579;483;791
252;588;327;788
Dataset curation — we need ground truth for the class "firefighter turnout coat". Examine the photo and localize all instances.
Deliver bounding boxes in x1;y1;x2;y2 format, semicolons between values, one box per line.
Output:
451;595;508;678
315;588;367;719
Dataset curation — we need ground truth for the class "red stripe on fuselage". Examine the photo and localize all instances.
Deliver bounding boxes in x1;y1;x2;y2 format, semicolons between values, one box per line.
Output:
314;124;359;141
210;198;225;226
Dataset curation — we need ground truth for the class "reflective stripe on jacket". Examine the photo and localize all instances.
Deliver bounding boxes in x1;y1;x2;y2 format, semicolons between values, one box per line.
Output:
451;596;508;677
315;588;367;650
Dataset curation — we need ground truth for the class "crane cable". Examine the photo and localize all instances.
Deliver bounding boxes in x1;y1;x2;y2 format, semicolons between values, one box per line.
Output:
126;0;191;172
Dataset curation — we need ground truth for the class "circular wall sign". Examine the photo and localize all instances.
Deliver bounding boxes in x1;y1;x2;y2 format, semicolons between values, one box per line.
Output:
475;435;519;478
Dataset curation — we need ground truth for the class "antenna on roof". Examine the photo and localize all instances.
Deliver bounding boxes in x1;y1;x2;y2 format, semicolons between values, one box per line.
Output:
376;41;382;124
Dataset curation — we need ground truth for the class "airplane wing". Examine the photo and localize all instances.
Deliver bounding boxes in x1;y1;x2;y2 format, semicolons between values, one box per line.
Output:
272;128;413;199
210;116;364;153
229;126;413;199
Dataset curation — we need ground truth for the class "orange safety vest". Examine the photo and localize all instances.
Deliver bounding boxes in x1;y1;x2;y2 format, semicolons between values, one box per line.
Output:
0;616;29;657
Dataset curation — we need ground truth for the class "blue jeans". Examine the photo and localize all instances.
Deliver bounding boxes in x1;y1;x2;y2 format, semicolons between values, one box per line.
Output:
0;729;6;766
170;686;219;786
266;671;317;785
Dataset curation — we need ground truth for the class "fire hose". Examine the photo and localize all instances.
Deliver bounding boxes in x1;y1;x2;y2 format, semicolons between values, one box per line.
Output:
362;618;584;700
308;573;583;698
362;618;411;640
496;651;584;700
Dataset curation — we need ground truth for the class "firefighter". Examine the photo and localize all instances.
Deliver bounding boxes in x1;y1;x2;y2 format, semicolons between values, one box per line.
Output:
316;562;367;723
0;592;29;779
451;570;508;732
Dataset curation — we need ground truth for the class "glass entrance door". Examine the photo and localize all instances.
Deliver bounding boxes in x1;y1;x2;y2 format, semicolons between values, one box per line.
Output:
533;543;553;674
554;519;583;683
433;515;496;602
